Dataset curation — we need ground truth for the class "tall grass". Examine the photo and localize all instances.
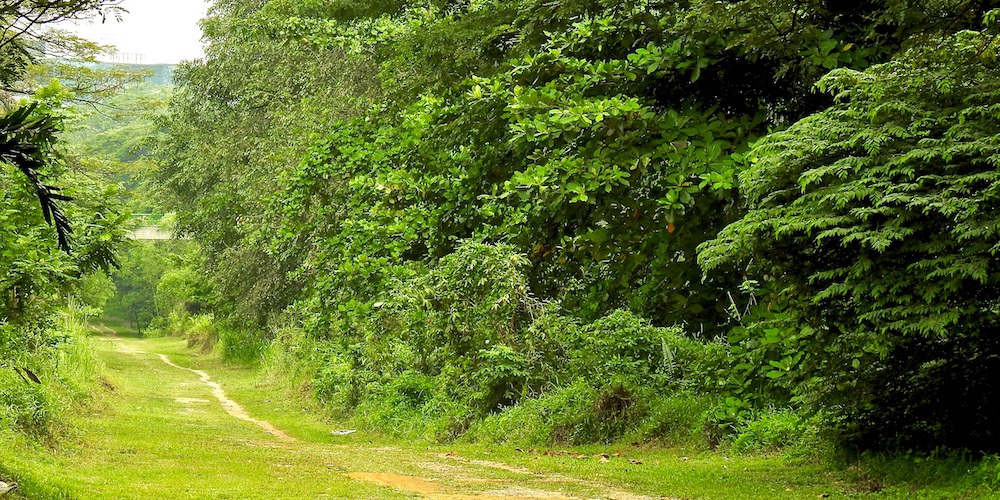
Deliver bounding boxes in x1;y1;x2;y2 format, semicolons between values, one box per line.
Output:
0;317;103;438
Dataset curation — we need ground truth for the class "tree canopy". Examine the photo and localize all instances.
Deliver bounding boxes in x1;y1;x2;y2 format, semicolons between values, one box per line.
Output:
700;25;1000;451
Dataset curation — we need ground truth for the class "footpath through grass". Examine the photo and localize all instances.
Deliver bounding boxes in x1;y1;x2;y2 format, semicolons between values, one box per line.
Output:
0;324;993;499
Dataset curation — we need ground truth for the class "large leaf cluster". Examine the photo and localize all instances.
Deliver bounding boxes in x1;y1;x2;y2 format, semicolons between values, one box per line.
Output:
1;13;133;394
700;28;1000;451
155;0;389;324
268;0;992;329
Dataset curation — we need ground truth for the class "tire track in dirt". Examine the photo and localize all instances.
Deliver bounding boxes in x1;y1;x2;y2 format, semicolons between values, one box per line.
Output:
92;323;149;354
91;322;118;337
155;353;297;442
347;472;574;499
90;327;663;499
437;454;661;500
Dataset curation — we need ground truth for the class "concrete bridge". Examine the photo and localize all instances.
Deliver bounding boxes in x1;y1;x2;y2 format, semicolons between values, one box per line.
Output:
128;226;173;241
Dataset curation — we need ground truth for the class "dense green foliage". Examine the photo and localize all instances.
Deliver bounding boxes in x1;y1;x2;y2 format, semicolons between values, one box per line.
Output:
0;1;136;436
264;241;726;443
0;94;129;426
64;83;170;164
103;241;203;333
700;27;1000;451
4;3;1000;499
155;0;1000;454
0;103;124;435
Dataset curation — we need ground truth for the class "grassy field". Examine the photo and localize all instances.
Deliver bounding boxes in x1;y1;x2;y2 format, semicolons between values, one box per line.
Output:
0;324;994;499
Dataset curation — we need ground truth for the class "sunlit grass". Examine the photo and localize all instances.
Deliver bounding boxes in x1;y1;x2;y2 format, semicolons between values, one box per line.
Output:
1;329;995;499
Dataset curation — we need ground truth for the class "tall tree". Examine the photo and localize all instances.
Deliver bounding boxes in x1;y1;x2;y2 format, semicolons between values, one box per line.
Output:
0;0;133;249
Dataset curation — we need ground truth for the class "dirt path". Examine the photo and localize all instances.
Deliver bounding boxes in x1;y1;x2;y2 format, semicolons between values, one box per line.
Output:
10;328;664;499
154;353;297;442
2;326;872;500
90;322;117;336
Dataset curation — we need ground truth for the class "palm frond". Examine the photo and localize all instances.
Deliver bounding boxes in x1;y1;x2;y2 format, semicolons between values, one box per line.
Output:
0;103;72;252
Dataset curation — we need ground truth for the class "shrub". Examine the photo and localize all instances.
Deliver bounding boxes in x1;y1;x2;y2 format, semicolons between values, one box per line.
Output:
218;325;270;364
468;380;716;446
0;382;54;436
626;392;717;448
466;379;601;445
311;348;363;416
265;242;731;445
0;321;101;437
731;409;804;453
382;241;539;369
184;314;217;353
569;310;726;391
154;267;207;318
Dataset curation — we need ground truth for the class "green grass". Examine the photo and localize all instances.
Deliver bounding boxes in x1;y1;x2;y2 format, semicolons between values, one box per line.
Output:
90;314;141;337
2;336;406;499
1;327;996;499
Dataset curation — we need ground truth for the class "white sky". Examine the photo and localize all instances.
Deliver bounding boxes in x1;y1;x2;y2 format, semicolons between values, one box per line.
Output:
63;0;210;64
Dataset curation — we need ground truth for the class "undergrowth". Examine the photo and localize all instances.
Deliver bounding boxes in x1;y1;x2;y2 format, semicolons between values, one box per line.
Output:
0;318;101;439
134;241;1000;498
257;242;754;449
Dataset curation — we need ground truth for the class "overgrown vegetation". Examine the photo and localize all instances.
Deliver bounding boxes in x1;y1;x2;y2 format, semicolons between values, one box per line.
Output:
6;1;1000;496
262;241;725;443
152;0;1000;460
0;1;144;441
699;28;1000;452
0;90;126;437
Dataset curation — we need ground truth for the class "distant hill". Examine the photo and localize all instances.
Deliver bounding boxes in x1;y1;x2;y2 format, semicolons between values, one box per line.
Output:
89;62;177;86
45;59;178;86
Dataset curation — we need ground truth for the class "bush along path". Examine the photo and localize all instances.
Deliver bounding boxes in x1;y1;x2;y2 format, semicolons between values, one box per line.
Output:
3;325;931;500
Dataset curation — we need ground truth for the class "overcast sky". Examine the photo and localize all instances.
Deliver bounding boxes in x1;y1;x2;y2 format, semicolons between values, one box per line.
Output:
64;0;210;65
